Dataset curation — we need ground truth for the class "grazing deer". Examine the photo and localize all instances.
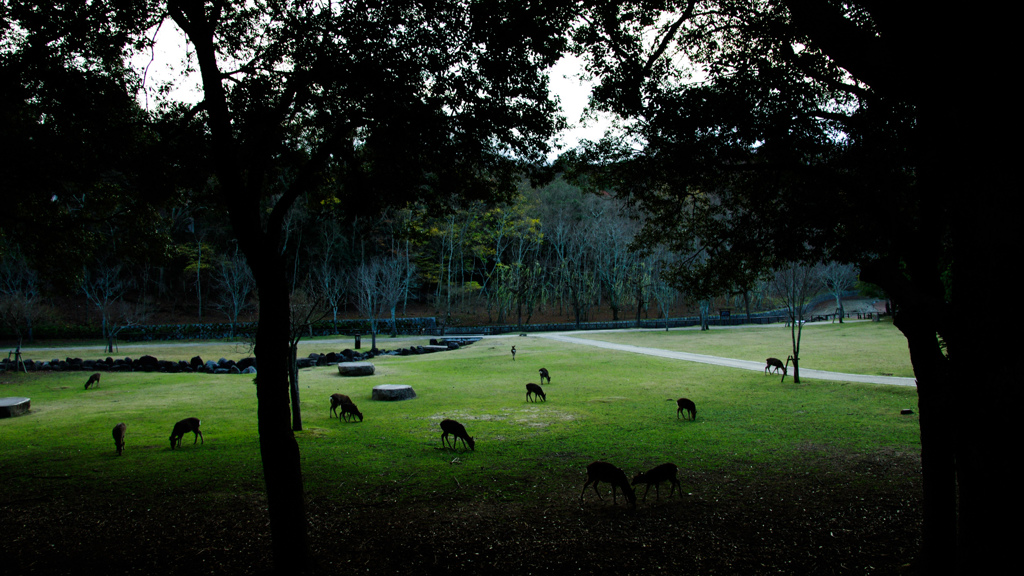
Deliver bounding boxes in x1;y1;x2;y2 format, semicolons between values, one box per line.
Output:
765;357;786;376
676;398;697;421
169;417;204;449
526;383;546;402
440;419;475;451
341;401;363;423
330;393;354;418
580;461;636;507
112;422;127;456
85;373;101;389
511;345;516;361
631;463;682;501
538;367;551;384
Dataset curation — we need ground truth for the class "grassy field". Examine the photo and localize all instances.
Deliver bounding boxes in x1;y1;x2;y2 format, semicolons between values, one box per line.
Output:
0;324;923;574
577;318;915;377
2;326;918;499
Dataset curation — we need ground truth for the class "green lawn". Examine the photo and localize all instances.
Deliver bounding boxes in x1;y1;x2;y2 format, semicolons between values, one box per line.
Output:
575;318;915;377
0;329;920;504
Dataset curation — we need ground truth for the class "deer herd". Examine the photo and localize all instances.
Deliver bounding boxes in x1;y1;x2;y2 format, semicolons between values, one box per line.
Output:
91;344;787;509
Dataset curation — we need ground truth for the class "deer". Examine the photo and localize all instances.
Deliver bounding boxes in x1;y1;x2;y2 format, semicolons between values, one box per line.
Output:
579;461;636;507
341;401;363;423
526;383;546;402
112;422;127;456
631;463;682;501
169;417;204;449
440;418;475;451
511;345;516;361
765;357;786;376
85;373;101;389
676;398;697;421
329;393;354;418
538;367;551;384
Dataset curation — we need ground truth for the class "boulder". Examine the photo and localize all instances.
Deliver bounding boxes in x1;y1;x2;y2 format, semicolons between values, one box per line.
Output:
371;384;416;401
337;362;375;376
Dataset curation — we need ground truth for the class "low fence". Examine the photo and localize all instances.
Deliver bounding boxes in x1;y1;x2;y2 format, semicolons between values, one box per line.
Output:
6;307;879;346
433;312;790;336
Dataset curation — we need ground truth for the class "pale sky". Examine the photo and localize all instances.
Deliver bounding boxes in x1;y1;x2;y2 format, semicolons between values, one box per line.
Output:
546;54;613;153
133;27;610;158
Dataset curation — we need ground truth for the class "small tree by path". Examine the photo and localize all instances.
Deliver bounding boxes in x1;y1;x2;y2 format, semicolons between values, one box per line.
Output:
771;262;822;384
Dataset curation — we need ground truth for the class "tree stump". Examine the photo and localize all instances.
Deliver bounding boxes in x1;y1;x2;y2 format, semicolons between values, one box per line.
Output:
337;362;375;376
0;397;31;418
372;384;416;401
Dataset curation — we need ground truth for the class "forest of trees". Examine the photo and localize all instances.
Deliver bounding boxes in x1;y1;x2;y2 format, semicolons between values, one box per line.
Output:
2;175;848;345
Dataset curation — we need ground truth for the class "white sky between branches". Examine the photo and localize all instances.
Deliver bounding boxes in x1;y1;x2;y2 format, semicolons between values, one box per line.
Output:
133;23;611;160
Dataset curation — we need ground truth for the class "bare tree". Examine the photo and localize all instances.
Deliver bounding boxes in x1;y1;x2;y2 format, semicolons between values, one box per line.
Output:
770;262;823;383
820;261;858;323
309;219;350;334
560;221;599;327
213;248;255;337
592;208;637;321
81;262;149;353
649;251;679;331
0;242;46;370
353;254;411;347
377;254;416;338
627;256;653;328
431;210;479;335
354;258;385;350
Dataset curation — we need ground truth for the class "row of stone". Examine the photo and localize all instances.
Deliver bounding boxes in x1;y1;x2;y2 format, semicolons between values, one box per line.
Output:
2;338;477;374
0;354;259;374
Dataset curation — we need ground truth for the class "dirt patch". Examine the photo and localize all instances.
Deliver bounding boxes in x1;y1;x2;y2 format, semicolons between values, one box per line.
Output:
588;396;631;403
0;448;922;575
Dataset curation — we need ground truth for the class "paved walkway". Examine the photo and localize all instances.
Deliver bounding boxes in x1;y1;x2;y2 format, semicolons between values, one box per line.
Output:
532;332;917;387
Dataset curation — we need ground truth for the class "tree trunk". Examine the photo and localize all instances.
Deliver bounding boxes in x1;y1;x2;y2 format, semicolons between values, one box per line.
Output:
254;269;311;572
289;343;303;432
789;321;802;384
171;3;311;569
946;129;1015;574
895;306;954;575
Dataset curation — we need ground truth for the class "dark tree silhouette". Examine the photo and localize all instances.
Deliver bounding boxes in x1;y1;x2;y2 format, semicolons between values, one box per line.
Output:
162;1;571;571
570;1;1015;571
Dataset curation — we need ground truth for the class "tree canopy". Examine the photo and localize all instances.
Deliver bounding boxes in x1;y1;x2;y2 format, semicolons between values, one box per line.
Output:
5;0;576;571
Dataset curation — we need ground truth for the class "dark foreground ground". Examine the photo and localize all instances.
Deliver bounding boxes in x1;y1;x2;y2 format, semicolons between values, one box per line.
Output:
2;447;920;575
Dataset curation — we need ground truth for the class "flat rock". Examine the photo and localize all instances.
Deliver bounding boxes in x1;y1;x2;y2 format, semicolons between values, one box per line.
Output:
372;384;416;401
337;360;378;375
0;397;31;418
338;362;375;376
